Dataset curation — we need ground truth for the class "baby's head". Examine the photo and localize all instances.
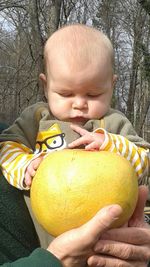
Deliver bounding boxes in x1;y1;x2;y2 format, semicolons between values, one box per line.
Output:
40;24;117;125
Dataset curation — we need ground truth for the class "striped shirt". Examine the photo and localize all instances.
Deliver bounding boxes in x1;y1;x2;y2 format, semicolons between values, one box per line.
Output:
0;127;149;190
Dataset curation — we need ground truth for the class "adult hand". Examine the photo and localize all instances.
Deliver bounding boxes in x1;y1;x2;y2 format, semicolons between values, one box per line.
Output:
47;204;122;267
88;185;150;267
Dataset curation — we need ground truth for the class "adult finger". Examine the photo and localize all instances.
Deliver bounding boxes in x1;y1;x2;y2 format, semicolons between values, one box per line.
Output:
129;185;149;227
48;204;122;267
88;254;147;267
100;227;150;245
93;239;150;261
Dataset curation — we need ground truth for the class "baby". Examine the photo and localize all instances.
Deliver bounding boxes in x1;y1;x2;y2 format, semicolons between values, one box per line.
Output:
0;24;149;190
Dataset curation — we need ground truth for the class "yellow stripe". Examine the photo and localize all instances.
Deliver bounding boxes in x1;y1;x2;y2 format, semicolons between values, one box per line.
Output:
99;119;105;129
1;141;32;153
1;150;22;165
123;138;129;158
117;135;123;151
13;167;23;188
104;133;115;151
98;132;149;180
129;145;136;163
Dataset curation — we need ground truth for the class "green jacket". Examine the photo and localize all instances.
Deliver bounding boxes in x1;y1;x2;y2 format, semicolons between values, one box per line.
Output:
0;173;62;267
1;249;62;267
0;101;149;149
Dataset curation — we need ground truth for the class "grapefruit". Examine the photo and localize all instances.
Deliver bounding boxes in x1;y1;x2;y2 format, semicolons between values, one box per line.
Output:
31;149;138;237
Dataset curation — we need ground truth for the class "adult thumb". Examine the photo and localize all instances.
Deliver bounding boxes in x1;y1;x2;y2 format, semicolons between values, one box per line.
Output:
81;204;122;244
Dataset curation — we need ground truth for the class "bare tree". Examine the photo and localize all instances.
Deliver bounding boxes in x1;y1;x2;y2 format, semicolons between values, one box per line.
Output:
0;0;149;142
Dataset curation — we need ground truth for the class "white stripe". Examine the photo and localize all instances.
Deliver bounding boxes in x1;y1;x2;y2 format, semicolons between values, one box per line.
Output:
0;143;12;153
0;150;22;164
8;155;31;189
16;164;24;189
135;163;142;172
107;134;115;152
17;163;29;189
1;142;32;155
5;154;29;175
126;142;133;161
131;152;139;165
1;151;22;168
114;135;120;151
0;146;10;158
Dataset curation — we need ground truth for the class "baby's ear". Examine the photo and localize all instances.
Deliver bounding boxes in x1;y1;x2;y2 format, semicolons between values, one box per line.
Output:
39;73;47;85
39;73;48;98
113;74;118;85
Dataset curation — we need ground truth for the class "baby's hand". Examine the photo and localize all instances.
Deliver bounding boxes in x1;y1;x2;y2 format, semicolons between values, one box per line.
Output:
24;156;43;187
68;124;104;150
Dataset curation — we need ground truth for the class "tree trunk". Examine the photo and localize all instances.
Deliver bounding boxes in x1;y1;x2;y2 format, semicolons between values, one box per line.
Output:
47;0;62;36
28;0;44;100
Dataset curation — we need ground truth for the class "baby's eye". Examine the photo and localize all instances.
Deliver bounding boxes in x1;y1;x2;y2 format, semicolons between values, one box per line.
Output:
58;92;72;97
87;93;102;97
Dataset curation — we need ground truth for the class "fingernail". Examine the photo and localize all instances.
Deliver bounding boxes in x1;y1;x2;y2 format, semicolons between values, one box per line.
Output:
107;204;122;220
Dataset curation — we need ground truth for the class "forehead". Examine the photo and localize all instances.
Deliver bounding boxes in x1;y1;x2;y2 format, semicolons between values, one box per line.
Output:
44;26;114;71
46;44;112;79
48;60;113;94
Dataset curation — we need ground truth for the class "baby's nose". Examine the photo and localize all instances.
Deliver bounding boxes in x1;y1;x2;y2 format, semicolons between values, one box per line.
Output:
72;97;87;109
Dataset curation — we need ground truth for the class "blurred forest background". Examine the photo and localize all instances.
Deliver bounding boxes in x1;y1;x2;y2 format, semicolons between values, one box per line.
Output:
0;0;149;141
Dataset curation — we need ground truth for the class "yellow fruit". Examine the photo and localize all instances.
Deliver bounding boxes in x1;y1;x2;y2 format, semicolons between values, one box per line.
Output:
31;149;138;237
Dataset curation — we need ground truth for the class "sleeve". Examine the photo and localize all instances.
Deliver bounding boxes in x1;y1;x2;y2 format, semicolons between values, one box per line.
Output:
104;109;150;149
95;128;150;184
0;102;49;190
0;141;41;190
0;248;63;267
0;102;48;149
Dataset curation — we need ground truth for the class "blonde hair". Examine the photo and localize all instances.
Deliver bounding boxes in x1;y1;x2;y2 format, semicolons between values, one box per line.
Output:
44;24;114;73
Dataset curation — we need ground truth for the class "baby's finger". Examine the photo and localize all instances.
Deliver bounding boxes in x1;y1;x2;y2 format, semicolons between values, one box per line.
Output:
85;141;100;150
26;162;36;177
24;172;32;186
70;124;88;136
69;135;92;148
32;156;43;170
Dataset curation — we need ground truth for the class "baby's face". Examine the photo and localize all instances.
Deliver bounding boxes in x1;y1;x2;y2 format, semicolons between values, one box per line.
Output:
44;56;116;125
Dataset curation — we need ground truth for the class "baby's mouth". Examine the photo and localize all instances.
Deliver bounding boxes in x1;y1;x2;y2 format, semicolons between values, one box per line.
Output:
70;116;87;124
